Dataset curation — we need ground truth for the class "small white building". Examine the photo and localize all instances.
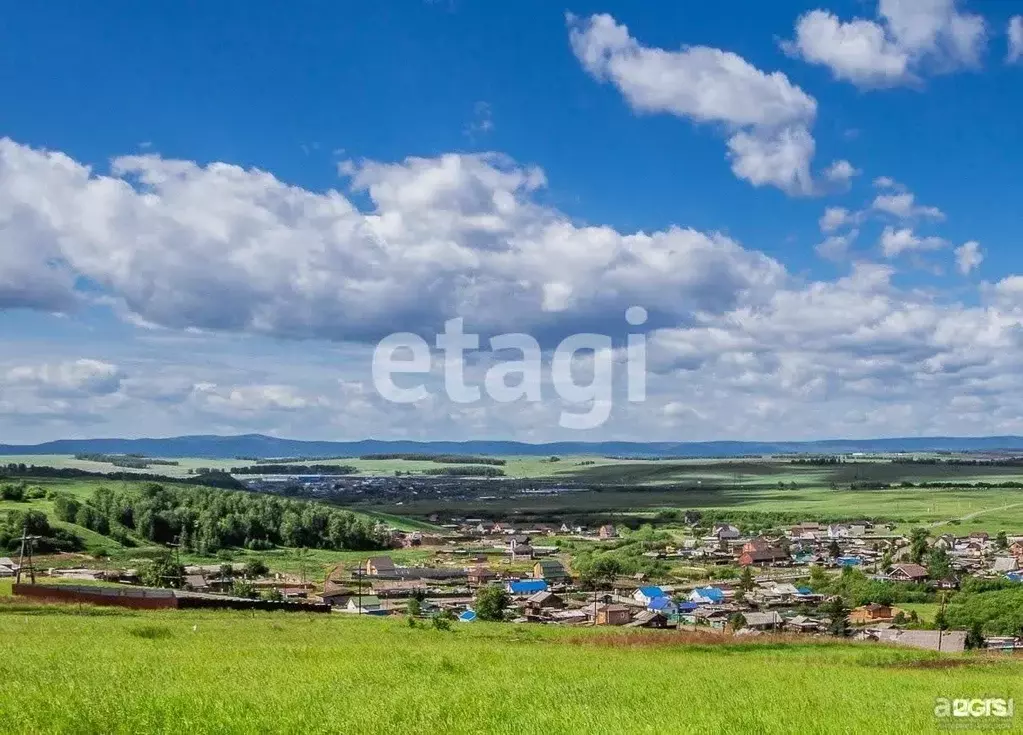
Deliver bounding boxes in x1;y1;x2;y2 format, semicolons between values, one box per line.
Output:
992;557;1019;573
0;557;17;578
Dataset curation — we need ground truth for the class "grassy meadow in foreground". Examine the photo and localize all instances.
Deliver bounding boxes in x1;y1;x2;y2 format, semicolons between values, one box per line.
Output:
0;604;1020;734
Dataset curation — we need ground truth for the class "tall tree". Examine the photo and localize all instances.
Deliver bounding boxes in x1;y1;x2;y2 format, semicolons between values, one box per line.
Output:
475;586;510;622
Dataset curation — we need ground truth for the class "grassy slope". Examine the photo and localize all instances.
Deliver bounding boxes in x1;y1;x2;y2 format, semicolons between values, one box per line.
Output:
0;607;1020;734
0;478;159;554
0;478;429;577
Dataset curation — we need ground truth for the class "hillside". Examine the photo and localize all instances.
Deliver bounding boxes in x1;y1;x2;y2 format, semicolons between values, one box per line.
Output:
6;433;1023;459
0;605;1020;734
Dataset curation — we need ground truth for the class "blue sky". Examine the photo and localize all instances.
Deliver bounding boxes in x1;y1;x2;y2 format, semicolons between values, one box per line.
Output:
1;1;1022;443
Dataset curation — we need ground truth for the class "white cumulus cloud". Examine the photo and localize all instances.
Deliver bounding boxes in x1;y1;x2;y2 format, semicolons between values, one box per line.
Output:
0;137;788;343
785;0;986;88
819;206;856;233
955;241;983;274
823;159;860;186
567;13;820;195
880;226;946;257
816;230;858;262
872;191;945;219
5;359;124;397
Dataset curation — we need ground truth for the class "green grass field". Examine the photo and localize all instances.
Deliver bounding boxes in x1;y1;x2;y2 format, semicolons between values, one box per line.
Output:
900;603;941;625
0;604;1020;734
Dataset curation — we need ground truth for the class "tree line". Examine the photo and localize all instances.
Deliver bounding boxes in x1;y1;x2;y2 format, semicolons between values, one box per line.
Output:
228;464;358;475
360;453;507;466
893;457;1023;467
74;453;180;469
52;483;388;555
1;464;244;490
422;466;505;477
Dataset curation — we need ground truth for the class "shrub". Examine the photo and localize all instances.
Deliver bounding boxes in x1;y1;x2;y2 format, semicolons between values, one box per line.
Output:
432;611;454;631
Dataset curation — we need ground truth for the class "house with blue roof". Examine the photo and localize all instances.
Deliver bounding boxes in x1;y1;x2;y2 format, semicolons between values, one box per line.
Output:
647;596;677;614
688;586;725;604
458;610;477;623
506;579;548;595
632;586;665;605
837;556;861;567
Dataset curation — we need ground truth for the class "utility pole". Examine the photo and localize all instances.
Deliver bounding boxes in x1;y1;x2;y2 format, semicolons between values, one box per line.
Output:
168;536;181;569
937;592;947;652
15;524;38;585
354;567;365;615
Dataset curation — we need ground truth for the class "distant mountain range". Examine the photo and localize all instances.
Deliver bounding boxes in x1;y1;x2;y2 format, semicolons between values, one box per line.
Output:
3;434;1023;459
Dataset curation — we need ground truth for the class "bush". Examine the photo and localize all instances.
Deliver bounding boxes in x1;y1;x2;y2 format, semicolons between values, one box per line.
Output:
243;559;269;579
231;580;258;599
432;613;453;631
0;484;25;502
138;553;185;588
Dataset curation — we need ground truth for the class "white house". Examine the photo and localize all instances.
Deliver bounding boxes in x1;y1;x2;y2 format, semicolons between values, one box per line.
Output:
632;586;665;605
827;524;850;539
345;595;382;613
688;586;725;605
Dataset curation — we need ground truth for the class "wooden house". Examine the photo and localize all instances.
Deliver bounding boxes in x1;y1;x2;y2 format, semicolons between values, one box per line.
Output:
467;565;496;587
739;547;789;567
595;604;632;626
887;563;928;582
511;544;534;561
848;603;903;625
525;591;564;618
533;559;568;582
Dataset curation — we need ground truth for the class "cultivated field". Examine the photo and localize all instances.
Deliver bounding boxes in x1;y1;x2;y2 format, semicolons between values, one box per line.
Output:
0;604;1020;734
